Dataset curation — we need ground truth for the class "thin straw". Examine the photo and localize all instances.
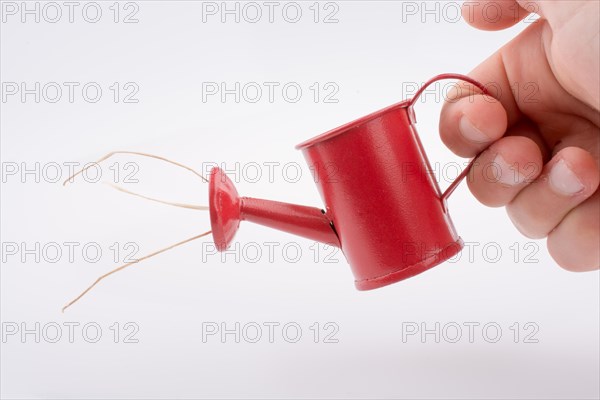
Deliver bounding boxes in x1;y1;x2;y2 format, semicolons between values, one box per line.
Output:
62;231;212;312
63;151;208;186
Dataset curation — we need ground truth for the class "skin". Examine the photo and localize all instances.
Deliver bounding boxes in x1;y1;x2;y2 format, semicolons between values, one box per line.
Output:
439;0;600;271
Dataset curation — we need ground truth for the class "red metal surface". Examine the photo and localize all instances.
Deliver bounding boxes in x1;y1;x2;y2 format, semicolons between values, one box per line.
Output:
299;102;461;289
209;167;241;251
209;167;340;250
210;74;489;290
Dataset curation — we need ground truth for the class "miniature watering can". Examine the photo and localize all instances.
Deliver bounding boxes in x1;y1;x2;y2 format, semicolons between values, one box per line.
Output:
209;74;489;290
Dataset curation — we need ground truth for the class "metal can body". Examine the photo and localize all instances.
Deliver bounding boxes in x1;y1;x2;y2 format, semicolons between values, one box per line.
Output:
297;101;463;289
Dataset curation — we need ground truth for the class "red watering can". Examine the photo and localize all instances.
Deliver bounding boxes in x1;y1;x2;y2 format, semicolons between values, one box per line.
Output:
60;74;493;311
210;74;489;290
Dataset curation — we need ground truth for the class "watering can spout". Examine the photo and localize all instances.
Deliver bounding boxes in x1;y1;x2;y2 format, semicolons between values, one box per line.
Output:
209;167;340;250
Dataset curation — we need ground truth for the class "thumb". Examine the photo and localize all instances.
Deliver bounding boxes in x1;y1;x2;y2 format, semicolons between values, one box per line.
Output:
461;0;532;31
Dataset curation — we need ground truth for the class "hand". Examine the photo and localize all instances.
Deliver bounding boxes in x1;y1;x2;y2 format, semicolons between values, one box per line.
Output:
440;0;600;271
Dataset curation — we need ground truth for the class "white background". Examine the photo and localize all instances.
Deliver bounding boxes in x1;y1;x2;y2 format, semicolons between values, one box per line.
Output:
1;1;599;399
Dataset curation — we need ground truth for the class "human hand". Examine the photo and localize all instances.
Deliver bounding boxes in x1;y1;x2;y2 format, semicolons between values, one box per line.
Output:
440;0;600;270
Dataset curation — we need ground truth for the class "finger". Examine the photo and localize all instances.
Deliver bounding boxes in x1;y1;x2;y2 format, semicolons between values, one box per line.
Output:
440;93;508;158
442;19;575;132
505;120;551;163
506;147;600;239
439;24;541;158
467;134;543;207
547;191;600;272
462;0;531;31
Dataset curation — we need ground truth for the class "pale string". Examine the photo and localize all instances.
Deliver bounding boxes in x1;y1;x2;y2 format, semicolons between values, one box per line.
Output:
62;150;209;186
62;151;212;311
103;182;209;211
62;230;212;313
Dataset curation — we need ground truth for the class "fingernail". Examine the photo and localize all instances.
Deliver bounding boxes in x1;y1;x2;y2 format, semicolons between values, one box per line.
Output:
493;154;527;186
459;115;489;143
549;160;584;196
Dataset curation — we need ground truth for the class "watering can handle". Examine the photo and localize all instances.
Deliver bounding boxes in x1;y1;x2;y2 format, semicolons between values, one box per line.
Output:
406;73;490;203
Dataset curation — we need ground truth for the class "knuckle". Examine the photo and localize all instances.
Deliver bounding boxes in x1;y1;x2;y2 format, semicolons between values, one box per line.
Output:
506;204;550;239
